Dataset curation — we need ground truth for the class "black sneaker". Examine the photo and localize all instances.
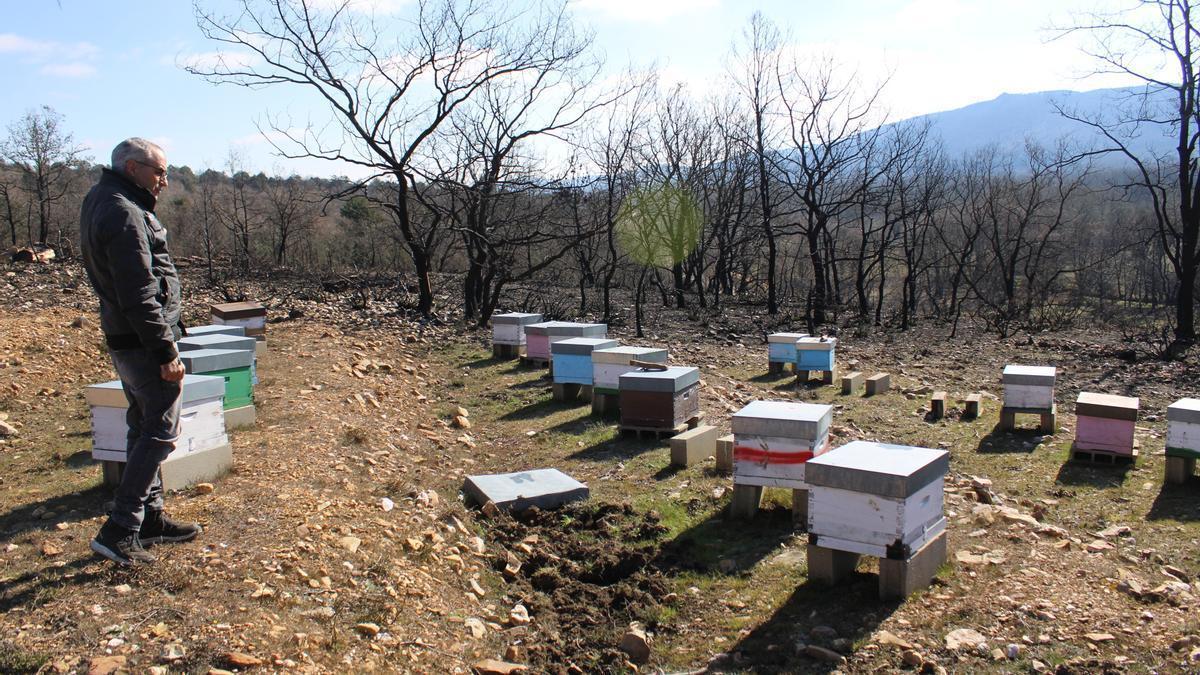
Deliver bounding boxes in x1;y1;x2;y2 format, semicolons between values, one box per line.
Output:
90;519;156;566
139;510;202;546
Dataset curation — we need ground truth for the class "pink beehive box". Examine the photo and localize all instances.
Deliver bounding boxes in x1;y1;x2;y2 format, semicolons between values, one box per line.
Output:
1074;392;1139;455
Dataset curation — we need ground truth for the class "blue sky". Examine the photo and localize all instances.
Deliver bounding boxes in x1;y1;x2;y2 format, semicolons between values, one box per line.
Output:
1;0;1145;179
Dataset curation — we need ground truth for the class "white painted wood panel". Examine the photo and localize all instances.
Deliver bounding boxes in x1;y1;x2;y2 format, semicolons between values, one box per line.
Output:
1003;383;1054;409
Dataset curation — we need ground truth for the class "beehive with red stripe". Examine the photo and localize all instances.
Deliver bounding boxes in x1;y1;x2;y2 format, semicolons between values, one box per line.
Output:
731;400;833;488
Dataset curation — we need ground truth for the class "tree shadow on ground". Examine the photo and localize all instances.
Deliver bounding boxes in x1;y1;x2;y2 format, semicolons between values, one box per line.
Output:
499;398;570;421
567;432;659;463
1147;477;1200;521
749;370;793;384
652;463;685;481
1054;456;1133;488
0;556;108;615
0;483;109;545
653;502;799;577
460;355;512;370
721;574;901;674
974;424;1043;454
506;374;552;391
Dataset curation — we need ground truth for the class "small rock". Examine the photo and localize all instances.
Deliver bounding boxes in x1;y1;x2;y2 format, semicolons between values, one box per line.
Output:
379;497;395;512
509;604;530;625
41;541;63;557
465;617;487;638
945;628;987;651
416;489;440;508
1163;565;1190;583
619;624;651;664
0;420;17;436
1084;632;1116;643
338;536;361;553
810;625;839;641
472;659;527;675
990;647;1006;660
355;622;381;636
161;643;186;662
222;652;263;667
504;645;524;662
803;644;846;664
113;584;132;595
87;655;127;675
901;649;923;667
1006;643;1021;659
194;483;215;495
875;629;913;650
1086;540;1114;553
453;415;472;429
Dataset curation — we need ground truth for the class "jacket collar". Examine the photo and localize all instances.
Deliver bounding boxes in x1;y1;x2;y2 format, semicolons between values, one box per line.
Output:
100;167;157;212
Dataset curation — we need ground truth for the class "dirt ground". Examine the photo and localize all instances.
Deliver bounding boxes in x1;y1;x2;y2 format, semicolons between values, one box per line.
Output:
2;260;1200;674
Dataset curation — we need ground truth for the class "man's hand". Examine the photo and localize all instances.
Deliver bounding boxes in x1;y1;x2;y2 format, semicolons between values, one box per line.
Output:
160;357;185;382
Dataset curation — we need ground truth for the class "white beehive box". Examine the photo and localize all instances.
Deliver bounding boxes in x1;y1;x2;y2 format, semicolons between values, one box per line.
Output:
86;374;229;463
1167;398;1200;455
591;346;669;394
807;441;949;559
1002;365;1056;409
767;332;809;364
731;401;832;488
491;312;543;346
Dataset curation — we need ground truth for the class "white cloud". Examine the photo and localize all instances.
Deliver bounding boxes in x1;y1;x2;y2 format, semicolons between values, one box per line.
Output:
572;0;719;23
0;33;98;60
39;62;96;78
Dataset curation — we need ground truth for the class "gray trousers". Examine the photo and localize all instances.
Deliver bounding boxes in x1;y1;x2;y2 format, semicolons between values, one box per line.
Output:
108;348;182;531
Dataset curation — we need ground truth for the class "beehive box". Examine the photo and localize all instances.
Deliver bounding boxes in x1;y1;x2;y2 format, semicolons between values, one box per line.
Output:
592;346;669;394
1075;392;1139;455
523;322;608;361
732;401;833;488
618;366;700;429
211;302;267;339
1002;365;1056;410
492;312;543;346
178;332;259;385
807;441;949;559
1167;398;1200;460
179;348;255;409
86;374;228;463
767;332;809;365
796;337;837;371
551;338;619;385
185;324;246;338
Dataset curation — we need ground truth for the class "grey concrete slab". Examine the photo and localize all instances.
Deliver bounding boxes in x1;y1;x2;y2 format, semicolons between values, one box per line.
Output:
462;468;589;511
619;366;700;393
492;312;543;325
805;440;949;498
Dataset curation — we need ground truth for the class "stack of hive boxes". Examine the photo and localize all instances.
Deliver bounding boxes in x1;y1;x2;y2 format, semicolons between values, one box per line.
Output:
1074;392;1139;460
523;322;607;365
550;337;618;401
730;401;832;519
177;332;259;427
795;337;837;382
767;332;808;373
178;348;256;430
491;312;543;358
86;374;232;490
591;346;668;415
211;302;267;355
1001;365;1057;432
185;324;246;338
1166;398;1200;483
806;441;950;599
618;366;699;431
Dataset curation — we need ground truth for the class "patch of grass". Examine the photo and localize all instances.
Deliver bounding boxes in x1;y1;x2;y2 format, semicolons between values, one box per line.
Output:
0;640;48;674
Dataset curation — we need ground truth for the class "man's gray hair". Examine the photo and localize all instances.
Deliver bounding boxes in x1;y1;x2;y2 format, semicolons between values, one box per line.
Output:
111;138;164;172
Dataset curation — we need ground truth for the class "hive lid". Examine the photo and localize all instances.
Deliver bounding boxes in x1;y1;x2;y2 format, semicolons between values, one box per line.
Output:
796;337;837;350
767;332;809;343
184;324;246;338
1075;392;1139;421
1168;398;1200;425
591;346;668;364
551;337;620;356
462;468;589;511
85;374;226;407
806;440;949;498
1002;365;1057;386
732;400;832;439
618;366;700;392
177;334;257;353
492;312;543;325
179;348;255;373
211;301;266;319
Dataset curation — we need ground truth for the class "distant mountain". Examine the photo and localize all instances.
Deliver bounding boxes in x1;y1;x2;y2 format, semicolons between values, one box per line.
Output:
905;86;1178;164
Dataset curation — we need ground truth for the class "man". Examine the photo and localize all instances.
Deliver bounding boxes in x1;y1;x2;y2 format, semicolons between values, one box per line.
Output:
80;138;202;565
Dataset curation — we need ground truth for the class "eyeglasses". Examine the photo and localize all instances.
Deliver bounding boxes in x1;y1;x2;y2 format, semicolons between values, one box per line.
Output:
134;159;168;179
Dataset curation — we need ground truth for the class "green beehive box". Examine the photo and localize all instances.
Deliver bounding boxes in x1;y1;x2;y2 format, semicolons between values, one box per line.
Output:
209;366;253;409
179;348;254;410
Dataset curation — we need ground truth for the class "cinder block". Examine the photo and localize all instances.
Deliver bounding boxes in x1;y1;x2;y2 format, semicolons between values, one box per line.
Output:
1165;456;1195;484
493;343;522;359
841;371;863;395
670;425;719;467
930;391;947;419
865;373;891;396
160;442;234;491
792;488;808;524
715;434;734;474
224;404;256;430
878;529;947;600
806;544;861;584
964;393;981;419
730;484;763;519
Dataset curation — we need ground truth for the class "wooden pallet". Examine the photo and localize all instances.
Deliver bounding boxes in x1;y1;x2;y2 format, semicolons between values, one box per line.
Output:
796;369;836;385
1070;446;1137;466
618;413;705;439
519;356;550;369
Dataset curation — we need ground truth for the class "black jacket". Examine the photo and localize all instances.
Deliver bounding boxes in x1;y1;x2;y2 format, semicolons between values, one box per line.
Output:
79;168;182;364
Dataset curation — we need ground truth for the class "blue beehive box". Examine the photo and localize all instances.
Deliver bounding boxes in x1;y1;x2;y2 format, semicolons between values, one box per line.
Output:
796;337;837;371
768;332;809;365
551;338;619;385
